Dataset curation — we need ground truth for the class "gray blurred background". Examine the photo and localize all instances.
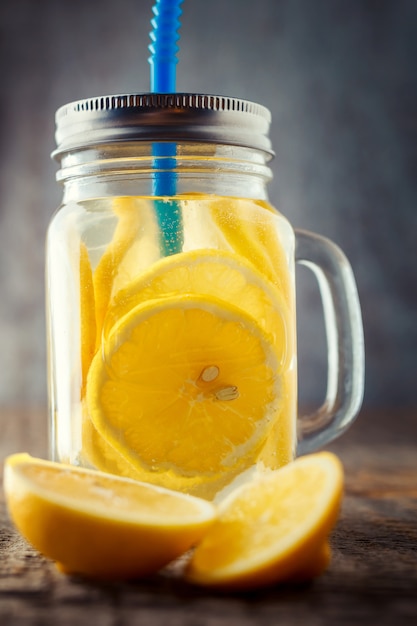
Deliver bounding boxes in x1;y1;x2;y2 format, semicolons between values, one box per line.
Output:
0;0;416;412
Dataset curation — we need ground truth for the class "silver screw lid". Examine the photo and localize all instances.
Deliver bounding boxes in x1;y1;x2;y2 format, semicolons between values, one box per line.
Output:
52;93;274;160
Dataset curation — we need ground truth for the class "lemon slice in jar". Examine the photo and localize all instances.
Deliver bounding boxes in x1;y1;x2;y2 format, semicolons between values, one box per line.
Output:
92;197;160;349
209;197;294;309
104;248;291;372
86;294;282;495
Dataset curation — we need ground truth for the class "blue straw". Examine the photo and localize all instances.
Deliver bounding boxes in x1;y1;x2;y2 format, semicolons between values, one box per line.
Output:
149;0;184;256
149;0;183;93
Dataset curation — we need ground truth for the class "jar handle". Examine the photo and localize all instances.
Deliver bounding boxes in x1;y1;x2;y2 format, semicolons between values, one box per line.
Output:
294;229;365;454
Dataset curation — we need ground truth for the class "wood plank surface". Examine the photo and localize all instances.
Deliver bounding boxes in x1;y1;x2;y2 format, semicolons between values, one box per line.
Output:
0;409;416;625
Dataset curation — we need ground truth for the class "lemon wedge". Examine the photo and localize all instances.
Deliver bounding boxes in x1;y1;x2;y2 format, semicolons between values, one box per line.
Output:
186;452;343;589
3;453;216;580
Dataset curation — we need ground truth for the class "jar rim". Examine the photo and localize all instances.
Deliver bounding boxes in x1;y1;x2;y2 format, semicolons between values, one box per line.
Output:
52;93;274;161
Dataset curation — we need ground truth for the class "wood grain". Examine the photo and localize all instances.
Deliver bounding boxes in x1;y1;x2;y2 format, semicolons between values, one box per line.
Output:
1;409;416;625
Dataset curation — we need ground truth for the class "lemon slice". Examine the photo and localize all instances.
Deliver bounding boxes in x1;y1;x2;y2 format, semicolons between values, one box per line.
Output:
81;404;146;481
104;248;291;372
3;453;216;580
186;452;343;589
92;197;160;349
86;294;282;495
79;242;97;394
210;198;294;309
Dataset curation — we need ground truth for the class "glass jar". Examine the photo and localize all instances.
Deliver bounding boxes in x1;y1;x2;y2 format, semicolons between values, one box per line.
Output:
47;93;364;500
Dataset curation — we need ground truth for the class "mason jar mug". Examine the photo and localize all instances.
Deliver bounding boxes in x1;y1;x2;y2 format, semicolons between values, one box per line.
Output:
47;94;365;500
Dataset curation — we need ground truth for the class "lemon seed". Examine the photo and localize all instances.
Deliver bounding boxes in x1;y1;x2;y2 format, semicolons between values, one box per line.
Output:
214;386;240;401
199;365;220;383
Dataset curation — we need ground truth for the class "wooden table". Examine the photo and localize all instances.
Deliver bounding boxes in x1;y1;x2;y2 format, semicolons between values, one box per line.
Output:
1;409;416;625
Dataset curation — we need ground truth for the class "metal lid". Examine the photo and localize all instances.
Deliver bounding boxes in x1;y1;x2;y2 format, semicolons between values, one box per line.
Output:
53;93;273;160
